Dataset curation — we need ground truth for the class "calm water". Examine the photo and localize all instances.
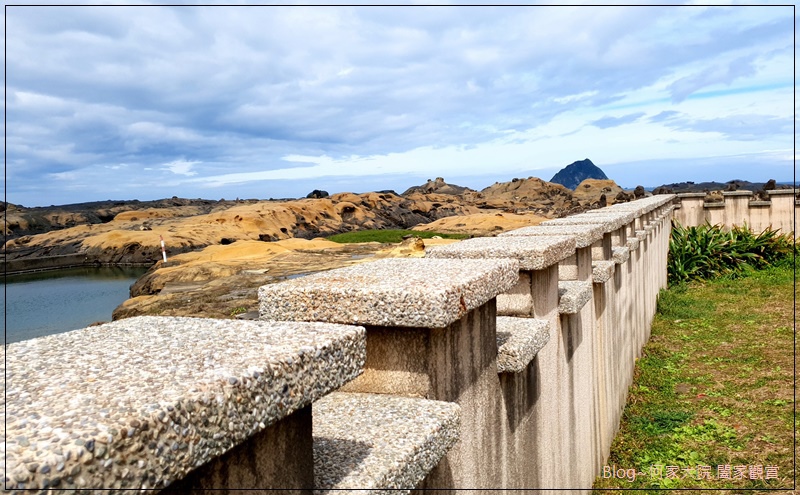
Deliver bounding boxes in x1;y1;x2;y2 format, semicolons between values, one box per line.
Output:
3;266;150;344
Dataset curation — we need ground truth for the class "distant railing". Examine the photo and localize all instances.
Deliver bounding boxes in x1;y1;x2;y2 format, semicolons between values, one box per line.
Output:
673;189;797;235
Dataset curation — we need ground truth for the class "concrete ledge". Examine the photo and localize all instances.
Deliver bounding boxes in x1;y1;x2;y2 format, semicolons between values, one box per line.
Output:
635;230;647;242
499;224;604;248
542;216;625;233
426;235;575;271
495;317;550;373
722;190;753;197
703;202;725;208
607;196;672;214
591;261;615;284
603;203;647;216
626;238;640;251
766;189;797;196
557;281;593;315
676;192;707;198
612;247;630;264
313;392;460;494
259;258;519;328
3;317;366;492
749;200;772;207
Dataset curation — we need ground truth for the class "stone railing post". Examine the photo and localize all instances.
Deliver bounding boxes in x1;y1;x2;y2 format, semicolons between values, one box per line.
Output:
259;258;518;491
426;235;603;488
722;190;753;229
674;192;707;227
766;189;797;236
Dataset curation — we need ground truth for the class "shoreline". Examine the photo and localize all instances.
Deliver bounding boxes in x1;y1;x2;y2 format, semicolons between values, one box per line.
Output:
2;254;155;276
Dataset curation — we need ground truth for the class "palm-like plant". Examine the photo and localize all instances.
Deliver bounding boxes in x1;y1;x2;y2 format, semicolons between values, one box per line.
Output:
668;221;795;285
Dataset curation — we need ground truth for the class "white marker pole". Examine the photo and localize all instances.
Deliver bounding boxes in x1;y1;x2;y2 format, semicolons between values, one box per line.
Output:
160;235;168;263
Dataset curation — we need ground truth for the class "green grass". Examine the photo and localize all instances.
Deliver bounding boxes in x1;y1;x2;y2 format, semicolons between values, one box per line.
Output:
326;229;469;244
593;262;795;492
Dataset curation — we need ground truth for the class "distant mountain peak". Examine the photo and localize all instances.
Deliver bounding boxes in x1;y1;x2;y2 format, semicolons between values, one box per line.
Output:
550;159;608;190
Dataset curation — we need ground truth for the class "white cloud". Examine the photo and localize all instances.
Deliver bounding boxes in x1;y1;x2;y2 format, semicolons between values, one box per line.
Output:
162;159;199;176
5;4;794;206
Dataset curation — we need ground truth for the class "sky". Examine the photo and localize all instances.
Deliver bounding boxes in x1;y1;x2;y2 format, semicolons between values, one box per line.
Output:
3;1;795;207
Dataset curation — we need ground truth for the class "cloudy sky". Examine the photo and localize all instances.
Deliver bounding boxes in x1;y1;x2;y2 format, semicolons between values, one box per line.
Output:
4;1;795;207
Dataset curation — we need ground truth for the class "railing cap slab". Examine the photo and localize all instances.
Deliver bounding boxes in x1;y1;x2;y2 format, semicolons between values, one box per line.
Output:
541;214;627;233
766;189;797;196
572;209;638;224
591;260;615;284
557;281;593;314
499;224;604;248
426;235;575;270
3;316;366;492
496;317;550;373
602;203;648;216
259;258;519;328
314;392;460;494
612;246;630;264
721;190;753;197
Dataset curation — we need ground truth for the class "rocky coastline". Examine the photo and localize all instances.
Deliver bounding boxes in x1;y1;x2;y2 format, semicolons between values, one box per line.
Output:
4;176;633;322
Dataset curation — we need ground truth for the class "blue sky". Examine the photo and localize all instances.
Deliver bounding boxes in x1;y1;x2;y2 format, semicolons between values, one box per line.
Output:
3;1;795;207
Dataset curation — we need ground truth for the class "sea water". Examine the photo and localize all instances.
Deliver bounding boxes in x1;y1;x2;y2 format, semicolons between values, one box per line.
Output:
2;265;150;344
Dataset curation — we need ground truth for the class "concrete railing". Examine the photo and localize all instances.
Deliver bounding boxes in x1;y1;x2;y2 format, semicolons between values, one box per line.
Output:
673;189;797;235
3;194;675;493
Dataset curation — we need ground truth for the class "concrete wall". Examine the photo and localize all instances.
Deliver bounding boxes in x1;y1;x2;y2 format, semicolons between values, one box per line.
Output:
673;190;798;235
3;195;676;494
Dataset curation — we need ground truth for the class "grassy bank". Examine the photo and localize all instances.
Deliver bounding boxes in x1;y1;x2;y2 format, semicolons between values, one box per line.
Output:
326;229;469;244
593;261;795;492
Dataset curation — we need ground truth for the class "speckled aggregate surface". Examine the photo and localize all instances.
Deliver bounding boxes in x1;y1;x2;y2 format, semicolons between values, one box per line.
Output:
607;195;675;214
495;317;550;373
635;230;647;242
259;258;519;328
542;215;626;233
426;235;575;270
592;261;615;284
627;238;640;252
313;392;460;495
603;204;646;216
575;210;638;226
612;247;630;264
499;224;604;248
557;281;593;314
2;316;366;493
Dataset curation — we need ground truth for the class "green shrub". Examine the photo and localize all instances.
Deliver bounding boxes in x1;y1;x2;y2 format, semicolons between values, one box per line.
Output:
667;221;796;285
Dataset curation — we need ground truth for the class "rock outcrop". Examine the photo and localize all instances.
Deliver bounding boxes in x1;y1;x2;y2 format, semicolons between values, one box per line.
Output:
402;177;473;196
571;179;625;206
4;174;631;267
2;193;483;265
477;177;584;216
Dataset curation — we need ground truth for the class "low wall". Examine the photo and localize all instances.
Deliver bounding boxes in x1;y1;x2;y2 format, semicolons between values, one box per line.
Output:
2;195;676;493
673;189;798;235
